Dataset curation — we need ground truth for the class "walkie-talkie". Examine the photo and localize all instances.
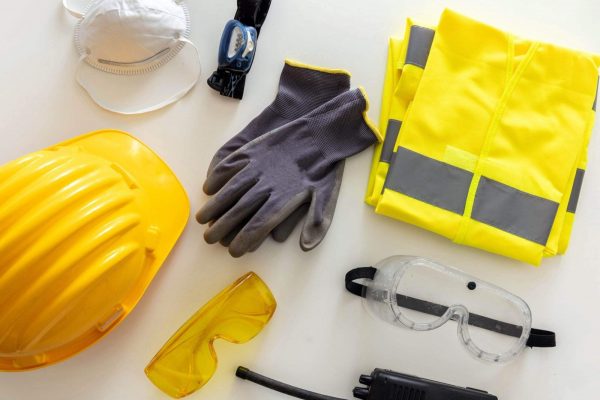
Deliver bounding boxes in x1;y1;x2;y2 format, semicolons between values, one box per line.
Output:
236;366;498;400
353;368;496;400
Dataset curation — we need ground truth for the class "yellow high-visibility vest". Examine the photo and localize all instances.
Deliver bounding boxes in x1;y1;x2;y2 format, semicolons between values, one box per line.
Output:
367;10;599;265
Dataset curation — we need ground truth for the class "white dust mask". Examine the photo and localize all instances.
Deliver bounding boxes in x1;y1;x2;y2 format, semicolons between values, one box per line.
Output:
64;0;201;114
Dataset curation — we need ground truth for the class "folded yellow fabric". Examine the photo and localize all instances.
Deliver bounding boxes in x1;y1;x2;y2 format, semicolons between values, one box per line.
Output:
366;21;436;206
369;9;599;265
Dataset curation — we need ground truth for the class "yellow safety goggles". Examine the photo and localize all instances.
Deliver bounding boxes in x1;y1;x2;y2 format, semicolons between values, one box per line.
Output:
145;272;277;398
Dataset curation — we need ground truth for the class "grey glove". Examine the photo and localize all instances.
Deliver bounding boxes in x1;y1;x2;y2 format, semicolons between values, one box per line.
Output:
204;61;351;246
208;61;351;172
197;88;380;257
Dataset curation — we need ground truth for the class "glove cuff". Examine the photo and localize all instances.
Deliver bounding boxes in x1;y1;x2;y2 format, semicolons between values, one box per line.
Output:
271;60;352;119
311;88;382;163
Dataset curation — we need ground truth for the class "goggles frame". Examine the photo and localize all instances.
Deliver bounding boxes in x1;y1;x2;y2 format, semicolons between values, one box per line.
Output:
346;256;555;363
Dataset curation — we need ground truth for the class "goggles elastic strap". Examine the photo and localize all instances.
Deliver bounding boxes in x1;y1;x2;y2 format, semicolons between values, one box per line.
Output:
345;266;377;297
345;267;556;349
527;328;556;348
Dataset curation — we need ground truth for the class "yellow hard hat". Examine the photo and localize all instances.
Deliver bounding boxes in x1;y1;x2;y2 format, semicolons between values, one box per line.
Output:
0;130;190;371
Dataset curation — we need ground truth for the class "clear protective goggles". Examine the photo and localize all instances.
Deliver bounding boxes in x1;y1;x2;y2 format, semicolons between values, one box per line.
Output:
346;256;555;363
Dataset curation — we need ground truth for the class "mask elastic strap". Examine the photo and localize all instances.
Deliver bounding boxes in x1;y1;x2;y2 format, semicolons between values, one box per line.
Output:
345;267;556;349
75;38;201;115
62;0;86;18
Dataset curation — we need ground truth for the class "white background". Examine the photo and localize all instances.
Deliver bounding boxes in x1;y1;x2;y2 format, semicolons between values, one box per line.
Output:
1;0;600;399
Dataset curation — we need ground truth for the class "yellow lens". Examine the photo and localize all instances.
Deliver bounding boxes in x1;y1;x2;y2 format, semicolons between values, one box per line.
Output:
145;272;276;398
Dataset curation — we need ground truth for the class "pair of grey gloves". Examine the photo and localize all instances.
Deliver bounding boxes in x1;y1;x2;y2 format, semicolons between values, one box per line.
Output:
197;60;381;257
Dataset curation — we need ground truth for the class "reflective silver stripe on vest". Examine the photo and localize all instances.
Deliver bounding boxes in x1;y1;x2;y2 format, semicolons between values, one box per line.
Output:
567;169;585;213
384;147;473;214
593;78;598;111
405;26;435;69
471;177;558;245
380;119;402;163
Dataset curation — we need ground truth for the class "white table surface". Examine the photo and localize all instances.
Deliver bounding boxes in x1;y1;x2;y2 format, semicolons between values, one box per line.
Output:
1;0;600;399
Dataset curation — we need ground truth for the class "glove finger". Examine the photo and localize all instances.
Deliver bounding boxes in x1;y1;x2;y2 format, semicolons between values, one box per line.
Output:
248;233;270;253
270;203;309;242
208;113;274;175
208;140;249;176
229;192;310;258
219;215;250;247
220;225;241;247
223;205;307;249
221;213;270;250
196;167;258;224
203;188;270;245
207;154;225;177
203;154;249;195
300;161;345;251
